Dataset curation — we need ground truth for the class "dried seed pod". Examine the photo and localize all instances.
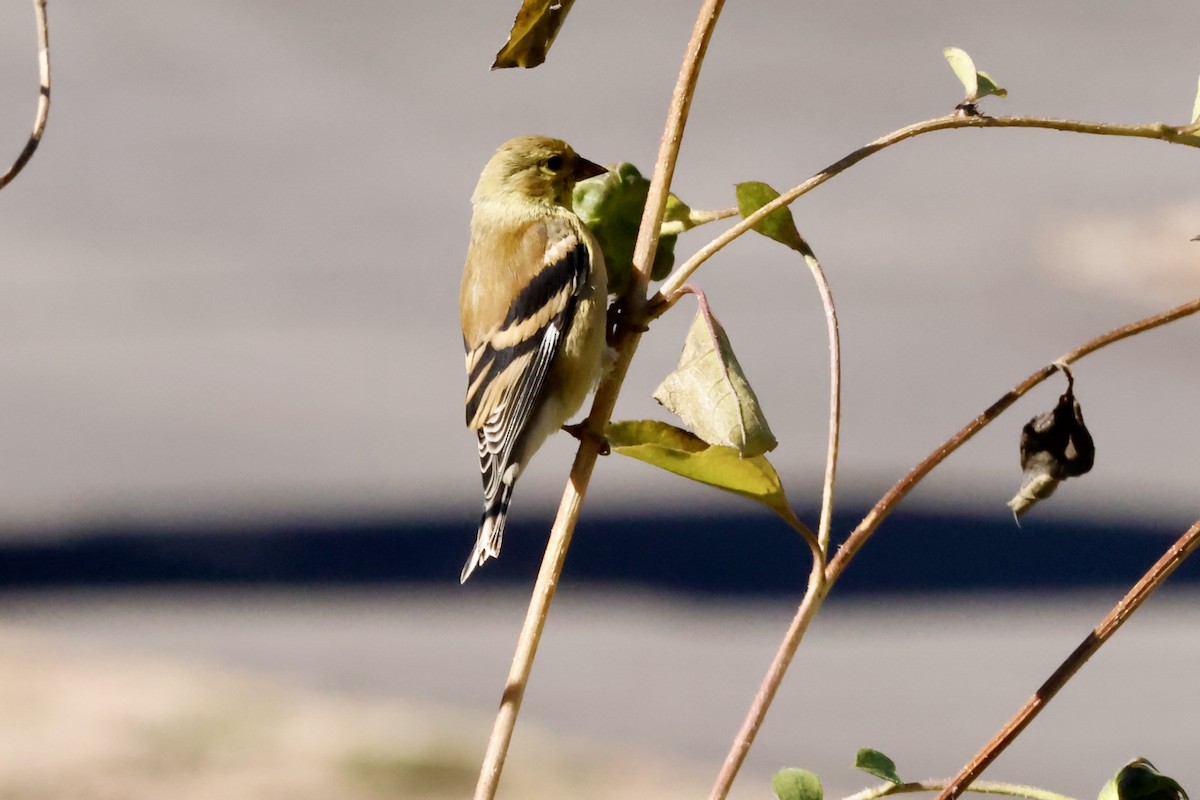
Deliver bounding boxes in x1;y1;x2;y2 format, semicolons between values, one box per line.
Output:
1008;367;1095;518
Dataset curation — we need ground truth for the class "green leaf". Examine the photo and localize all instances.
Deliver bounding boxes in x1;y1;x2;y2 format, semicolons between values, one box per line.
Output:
1098;759;1189;800
1191;74;1200;125
491;0;576;69
573;162;679;296
855;748;902;785
663;193;691;226
736;181;805;252
772;768;823;800
653;302;778;457
943;47;1007;103
606;420;800;528
976;70;1009;100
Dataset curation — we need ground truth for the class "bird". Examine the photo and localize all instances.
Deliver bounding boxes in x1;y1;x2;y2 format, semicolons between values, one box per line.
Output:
459;135;610;583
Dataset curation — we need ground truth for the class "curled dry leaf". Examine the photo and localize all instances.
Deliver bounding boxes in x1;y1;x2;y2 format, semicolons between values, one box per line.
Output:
654;299;778;457
1008;368;1095;517
492;0;576;69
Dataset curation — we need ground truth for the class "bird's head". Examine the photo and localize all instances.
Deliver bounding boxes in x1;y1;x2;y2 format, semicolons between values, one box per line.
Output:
473;135;607;209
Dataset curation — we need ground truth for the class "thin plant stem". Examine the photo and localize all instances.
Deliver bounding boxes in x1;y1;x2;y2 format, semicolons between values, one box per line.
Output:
845;779;1077;800
650;114;1200;316
659;205;738;237
627;0;727;318
469;377;616;800
935;516;1200;800
0;0;51;192
710;296;1200;799
709;244;841;800
470;1;726;797
794;244;841;555
710;552;826;800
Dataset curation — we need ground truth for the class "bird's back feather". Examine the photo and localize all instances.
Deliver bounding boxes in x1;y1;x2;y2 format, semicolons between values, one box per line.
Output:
459;213;594;581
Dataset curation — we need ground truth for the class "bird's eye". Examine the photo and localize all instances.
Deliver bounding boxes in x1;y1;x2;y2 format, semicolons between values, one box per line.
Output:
545;155;564;171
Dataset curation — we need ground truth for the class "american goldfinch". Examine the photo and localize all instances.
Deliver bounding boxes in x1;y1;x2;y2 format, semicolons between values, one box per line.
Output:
459;135;610;583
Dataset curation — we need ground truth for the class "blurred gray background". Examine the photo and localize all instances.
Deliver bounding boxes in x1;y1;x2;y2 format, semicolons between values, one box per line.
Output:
0;1;1198;531
0;1;1197;798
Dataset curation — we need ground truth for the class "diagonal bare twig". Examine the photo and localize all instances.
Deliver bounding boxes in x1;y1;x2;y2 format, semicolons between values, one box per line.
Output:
935;516;1200;800
827;295;1200;587
711;296;1200;799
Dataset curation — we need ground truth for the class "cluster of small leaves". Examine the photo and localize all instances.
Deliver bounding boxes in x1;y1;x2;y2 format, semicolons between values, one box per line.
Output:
488;15;1200;796
579;174;809;534
573;162;680;296
772;749;900;800
772;752;1188;800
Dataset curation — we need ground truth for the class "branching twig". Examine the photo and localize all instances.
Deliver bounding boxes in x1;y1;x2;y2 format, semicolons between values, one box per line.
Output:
0;0;51;192
659;204;738;237
827;295;1200;586
473;13;1200;796
470;2;727;797
710;296;1200;799
649;114;1200;316
935;516;1200;800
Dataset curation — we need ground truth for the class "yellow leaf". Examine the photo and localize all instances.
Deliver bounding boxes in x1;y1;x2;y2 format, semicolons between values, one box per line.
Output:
606;421;800;528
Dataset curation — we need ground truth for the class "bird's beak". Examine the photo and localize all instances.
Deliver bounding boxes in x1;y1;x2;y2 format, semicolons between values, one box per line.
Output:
574;157;608;181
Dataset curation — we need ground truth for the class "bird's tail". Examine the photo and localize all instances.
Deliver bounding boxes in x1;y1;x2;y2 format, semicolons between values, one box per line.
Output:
460;475;516;583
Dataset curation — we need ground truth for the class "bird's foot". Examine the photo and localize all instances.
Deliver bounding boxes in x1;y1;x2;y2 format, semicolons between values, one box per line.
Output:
563;421;610;455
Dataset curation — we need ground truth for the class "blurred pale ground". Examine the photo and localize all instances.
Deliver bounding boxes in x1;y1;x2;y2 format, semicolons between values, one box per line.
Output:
0;593;710;800
0;1;1199;798
1;588;1199;798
